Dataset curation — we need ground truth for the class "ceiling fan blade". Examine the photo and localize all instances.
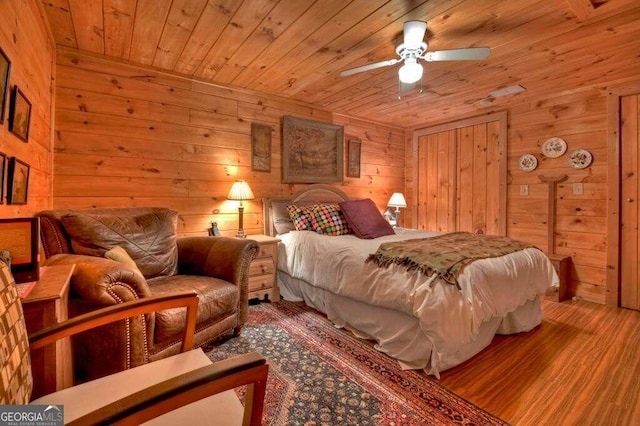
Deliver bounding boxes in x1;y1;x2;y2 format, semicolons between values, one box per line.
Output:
403;21;427;50
424;47;490;62
340;59;399;77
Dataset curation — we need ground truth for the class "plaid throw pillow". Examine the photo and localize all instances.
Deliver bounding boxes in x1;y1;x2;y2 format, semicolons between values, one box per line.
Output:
310;204;351;236
287;205;314;231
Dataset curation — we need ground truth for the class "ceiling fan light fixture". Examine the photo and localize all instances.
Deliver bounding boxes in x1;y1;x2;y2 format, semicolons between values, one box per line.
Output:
398;59;423;84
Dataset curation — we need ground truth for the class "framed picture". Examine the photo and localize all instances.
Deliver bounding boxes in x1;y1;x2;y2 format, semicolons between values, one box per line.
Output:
282;115;344;183
0;47;10;124
251;122;272;172
347;138;361;178
9;86;31;142
0;153;6;205
7;157;30;205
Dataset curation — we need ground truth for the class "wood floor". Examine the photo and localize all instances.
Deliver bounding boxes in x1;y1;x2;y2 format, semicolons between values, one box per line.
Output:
438;299;640;425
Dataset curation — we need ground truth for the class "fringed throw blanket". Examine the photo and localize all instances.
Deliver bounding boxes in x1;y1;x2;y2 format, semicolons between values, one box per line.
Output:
366;232;534;289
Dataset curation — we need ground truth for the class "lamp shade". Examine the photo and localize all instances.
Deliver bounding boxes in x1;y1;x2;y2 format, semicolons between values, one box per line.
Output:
387;192;407;208
227;180;255;201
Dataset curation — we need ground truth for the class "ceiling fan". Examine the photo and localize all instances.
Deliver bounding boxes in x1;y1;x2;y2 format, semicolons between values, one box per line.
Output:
340;20;490;85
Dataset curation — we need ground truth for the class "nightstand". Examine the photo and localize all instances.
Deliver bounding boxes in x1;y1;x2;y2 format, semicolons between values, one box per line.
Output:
246;234;279;302
22;264;75;398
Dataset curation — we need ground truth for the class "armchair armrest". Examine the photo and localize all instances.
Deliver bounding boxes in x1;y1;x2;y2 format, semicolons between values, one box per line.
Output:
29;292;199;354
177;236;259;285
44;253;151;304
69;352;268;426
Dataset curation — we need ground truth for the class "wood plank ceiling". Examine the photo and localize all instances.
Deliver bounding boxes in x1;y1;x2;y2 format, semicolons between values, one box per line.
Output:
42;0;640;128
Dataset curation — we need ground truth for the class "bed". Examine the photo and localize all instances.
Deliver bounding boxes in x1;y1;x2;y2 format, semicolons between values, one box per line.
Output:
263;185;558;377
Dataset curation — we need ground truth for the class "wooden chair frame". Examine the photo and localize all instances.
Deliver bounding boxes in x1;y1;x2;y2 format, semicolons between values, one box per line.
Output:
28;292;268;426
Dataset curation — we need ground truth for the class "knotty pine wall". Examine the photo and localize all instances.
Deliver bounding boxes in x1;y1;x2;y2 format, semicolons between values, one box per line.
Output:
0;1;54;216
406;88;610;304
52;49;405;237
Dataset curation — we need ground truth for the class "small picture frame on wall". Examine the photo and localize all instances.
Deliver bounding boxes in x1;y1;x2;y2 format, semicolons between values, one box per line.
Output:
251;122;272;172
347;138;361;178
0;153;6;204
7;157;30;205
0;47;10;124
9;86;31;142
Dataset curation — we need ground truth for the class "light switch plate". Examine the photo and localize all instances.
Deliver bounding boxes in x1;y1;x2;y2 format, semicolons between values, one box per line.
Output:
520;185;529;196
573;183;584;195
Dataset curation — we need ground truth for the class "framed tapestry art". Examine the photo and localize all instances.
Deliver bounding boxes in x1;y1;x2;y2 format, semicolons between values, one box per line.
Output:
251;123;272;172
7;157;29;205
9;86;31;142
282;115;344;183
0;48;10;124
347;138;361;178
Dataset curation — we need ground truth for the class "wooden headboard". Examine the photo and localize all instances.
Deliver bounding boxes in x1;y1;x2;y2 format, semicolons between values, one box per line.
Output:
262;184;349;236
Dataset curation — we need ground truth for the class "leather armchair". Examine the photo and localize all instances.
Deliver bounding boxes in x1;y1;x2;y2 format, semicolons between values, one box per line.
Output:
36;207;259;383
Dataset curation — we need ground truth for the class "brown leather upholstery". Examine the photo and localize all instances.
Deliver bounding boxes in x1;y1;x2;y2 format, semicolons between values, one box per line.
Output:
36;208;259;382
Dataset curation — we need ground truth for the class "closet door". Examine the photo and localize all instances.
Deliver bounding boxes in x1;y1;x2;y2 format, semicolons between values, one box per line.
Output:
620;94;640;310
414;114;505;235
416;130;456;232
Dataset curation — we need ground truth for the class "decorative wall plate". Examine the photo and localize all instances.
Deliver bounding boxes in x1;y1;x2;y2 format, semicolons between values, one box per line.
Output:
541;137;567;158
518;154;538;172
568;149;593;169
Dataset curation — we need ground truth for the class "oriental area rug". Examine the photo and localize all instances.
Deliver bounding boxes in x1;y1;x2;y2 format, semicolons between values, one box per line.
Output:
204;301;507;426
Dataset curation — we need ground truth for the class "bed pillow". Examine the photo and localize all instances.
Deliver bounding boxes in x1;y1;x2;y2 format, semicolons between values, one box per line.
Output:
287;204;315;231
339;198;394;239
310;204;351;236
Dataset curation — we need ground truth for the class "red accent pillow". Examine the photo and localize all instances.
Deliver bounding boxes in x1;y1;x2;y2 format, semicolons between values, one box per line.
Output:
339;199;394;239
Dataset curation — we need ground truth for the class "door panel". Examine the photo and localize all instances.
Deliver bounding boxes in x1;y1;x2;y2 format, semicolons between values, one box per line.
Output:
620;94;639;310
416;120;502;235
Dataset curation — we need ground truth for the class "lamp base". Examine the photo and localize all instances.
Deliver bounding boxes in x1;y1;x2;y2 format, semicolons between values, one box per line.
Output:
236;230;247;238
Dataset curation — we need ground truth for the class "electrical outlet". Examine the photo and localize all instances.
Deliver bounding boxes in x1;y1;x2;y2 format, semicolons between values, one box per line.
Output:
573;183;584;195
520;185;529;196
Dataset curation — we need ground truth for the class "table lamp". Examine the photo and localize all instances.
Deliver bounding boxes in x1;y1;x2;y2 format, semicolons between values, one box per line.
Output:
227;180;255;238
387;192;407;227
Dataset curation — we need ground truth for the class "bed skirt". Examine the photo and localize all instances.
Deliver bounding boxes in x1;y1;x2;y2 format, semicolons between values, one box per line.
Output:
278;271;542;376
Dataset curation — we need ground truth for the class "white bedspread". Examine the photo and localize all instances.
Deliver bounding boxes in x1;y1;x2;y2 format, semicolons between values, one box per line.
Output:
278;229;558;373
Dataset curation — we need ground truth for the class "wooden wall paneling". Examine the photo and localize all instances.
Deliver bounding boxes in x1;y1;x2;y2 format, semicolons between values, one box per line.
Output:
504;89;611;303
0;0;54;217
56;87;191;125
52;50;405;236
56;65;238;115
